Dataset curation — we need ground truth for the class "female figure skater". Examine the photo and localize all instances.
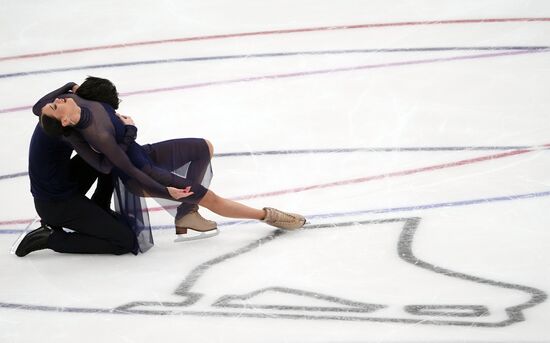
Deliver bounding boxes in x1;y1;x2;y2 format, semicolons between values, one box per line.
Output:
37;77;305;246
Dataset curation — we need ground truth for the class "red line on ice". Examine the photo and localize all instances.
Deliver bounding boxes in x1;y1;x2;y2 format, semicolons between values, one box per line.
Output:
1;17;548;62
2;144;547;224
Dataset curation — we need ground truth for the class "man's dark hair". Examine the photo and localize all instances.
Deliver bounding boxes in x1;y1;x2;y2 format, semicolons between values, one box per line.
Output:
76;76;120;109
40;113;70;137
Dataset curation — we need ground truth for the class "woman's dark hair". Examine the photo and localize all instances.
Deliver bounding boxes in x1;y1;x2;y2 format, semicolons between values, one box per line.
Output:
76;76;120;109
40;114;70;137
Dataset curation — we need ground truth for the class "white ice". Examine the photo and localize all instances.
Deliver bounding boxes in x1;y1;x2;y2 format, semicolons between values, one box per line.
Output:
1;1;550;342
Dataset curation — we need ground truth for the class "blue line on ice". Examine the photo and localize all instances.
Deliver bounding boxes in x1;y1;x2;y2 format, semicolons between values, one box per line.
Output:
1;190;548;234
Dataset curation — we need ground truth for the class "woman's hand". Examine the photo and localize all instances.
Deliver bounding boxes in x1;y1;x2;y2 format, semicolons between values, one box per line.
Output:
167;186;194;200
116;113;135;126
71;84;80;93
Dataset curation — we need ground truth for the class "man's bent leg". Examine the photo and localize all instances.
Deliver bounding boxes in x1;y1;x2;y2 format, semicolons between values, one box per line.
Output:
34;195;135;255
70;155;114;211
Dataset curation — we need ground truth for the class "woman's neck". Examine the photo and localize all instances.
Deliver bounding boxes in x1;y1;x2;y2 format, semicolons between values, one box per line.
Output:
70;106;82;125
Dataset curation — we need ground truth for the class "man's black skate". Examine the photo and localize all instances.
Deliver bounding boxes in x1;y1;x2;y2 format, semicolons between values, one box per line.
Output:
15;224;53;257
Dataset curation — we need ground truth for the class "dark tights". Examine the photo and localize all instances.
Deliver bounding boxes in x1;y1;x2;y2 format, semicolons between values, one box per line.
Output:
136;138;213;219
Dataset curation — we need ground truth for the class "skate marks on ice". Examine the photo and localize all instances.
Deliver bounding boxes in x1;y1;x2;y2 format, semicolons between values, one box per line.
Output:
0;217;545;326
115;217;547;327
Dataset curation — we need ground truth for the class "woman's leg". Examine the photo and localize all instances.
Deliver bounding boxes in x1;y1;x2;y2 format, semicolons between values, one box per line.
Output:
199;190;265;220
198;190;306;230
145;138;212;184
141;139;305;230
144;138;213;218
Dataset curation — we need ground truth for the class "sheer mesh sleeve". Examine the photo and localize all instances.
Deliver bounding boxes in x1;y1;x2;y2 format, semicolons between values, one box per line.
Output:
32;82;76;116
63;132;113;174
63;119;139;174
70;96;170;198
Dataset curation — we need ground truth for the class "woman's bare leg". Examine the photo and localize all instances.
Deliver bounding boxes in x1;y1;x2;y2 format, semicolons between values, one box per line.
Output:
196;141;266;219
199;190;265;220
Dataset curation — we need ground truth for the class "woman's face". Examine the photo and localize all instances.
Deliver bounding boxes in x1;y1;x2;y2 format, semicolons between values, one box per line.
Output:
41;97;79;126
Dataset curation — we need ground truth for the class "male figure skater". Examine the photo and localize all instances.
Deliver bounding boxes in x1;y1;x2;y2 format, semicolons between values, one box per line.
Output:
16;82;136;257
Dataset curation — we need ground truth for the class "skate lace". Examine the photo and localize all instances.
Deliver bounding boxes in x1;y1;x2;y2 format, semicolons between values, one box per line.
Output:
195;212;209;221
269;209;299;223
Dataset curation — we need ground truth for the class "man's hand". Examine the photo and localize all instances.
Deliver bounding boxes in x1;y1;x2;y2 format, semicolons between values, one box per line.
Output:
116;113;135;126
71;84;79;93
167;186;194;200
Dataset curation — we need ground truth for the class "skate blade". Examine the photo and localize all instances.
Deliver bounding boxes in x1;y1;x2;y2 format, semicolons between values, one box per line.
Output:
174;229;219;243
10;217;41;255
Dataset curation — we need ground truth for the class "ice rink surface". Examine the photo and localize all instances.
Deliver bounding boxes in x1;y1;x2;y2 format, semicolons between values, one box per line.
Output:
1;1;550;342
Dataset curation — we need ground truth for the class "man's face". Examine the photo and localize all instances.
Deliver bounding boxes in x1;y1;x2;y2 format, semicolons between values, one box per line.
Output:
41;97;78;126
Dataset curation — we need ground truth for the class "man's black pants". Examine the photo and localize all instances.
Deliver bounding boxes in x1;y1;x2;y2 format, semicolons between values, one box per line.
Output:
34;155;136;255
